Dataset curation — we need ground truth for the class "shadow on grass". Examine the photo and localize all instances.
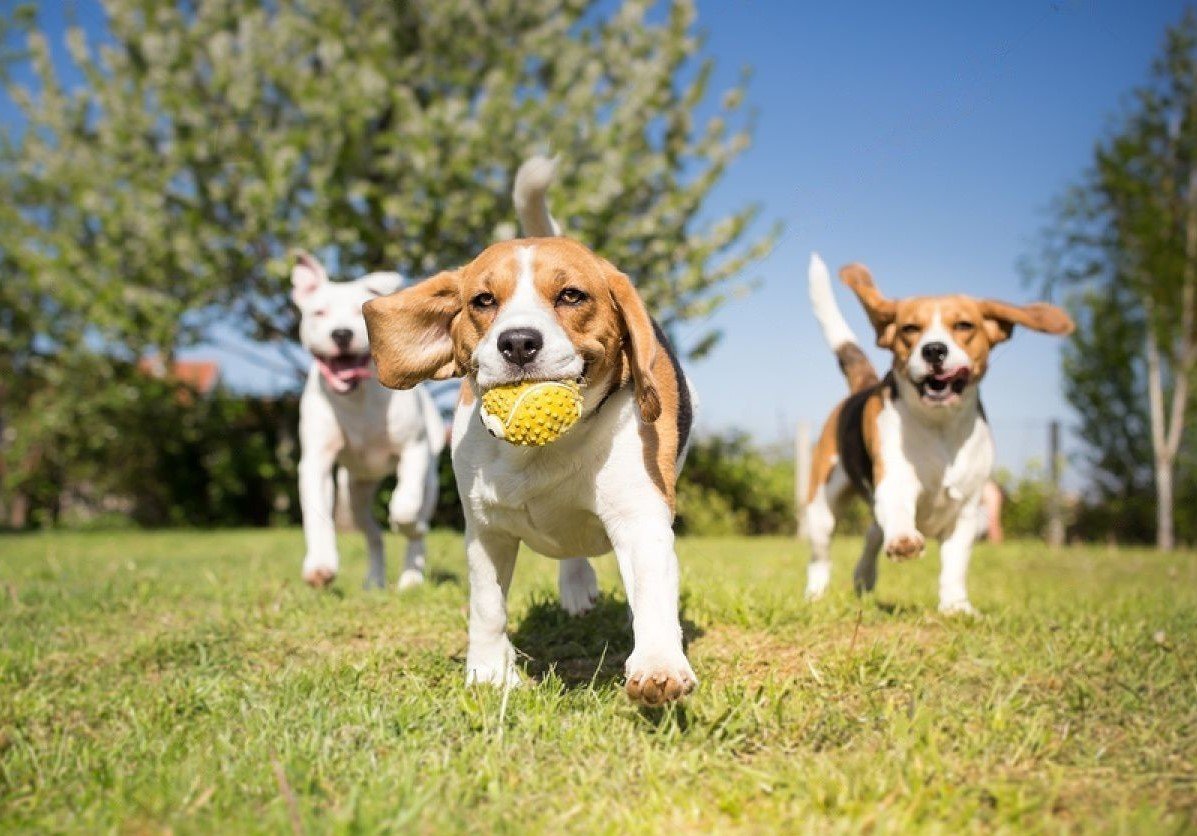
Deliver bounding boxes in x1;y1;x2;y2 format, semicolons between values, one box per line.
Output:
429;569;461;587
510;593;703;692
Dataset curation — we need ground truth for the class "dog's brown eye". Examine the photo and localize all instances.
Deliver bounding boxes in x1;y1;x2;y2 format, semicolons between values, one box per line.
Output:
556;287;588;306
954;321;975;333
470;292;497;310
901;323;921;337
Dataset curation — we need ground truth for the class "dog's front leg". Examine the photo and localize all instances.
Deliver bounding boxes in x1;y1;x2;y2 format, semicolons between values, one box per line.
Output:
873;473;925;560
938;501;981;616
607;514;696;706
464;526;523;688
299;449;341;587
391;439;436;590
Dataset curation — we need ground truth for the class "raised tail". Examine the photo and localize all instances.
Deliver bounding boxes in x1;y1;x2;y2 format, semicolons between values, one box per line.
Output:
513;155;562;237
808;252;878;393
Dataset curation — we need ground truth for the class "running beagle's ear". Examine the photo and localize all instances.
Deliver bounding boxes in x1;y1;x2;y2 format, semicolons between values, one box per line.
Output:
979;299;1075;345
601;259;661;423
840;263;898;348
363;271;462;389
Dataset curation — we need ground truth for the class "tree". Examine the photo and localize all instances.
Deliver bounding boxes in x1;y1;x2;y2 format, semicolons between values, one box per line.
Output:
0;0;777;526
1034;12;1197;549
2;0;776;365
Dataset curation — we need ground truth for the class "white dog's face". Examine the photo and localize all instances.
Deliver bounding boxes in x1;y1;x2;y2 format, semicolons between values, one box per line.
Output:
291;252;404;394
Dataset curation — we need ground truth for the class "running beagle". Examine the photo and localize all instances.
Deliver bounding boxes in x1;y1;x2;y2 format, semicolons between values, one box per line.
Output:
803;254;1073;614
361;158;697;705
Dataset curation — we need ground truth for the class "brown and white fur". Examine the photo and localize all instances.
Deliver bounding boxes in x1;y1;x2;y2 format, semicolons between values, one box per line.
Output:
361;158;697;705
803;254;1074;614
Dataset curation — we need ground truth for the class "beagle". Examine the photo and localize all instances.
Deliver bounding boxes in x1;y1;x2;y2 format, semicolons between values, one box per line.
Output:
803;254;1074;614
361;159;697;705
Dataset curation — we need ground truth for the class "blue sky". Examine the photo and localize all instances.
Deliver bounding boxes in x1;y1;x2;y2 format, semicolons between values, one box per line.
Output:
669;0;1189;470
5;1;1189;473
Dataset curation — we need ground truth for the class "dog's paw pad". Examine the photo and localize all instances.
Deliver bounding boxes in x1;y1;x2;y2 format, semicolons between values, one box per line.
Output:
885;534;925;561
303;567;337;588
625;663;697;707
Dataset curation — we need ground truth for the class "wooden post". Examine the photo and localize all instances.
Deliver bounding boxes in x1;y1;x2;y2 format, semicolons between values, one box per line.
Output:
1046;420;1065;548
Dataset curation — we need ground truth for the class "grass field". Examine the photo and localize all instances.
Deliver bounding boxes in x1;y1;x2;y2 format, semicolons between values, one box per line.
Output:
1;530;1195;833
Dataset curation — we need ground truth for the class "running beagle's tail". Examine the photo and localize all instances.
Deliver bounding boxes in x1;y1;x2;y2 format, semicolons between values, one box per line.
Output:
513;155;562;238
808;252;879;394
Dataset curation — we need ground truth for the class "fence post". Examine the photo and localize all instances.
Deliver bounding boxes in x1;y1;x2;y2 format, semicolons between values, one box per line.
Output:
1046;420;1065;548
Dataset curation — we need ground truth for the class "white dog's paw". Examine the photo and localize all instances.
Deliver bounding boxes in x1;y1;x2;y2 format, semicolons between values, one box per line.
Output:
558;559;598;616
302;560;338;588
939;599;981;617
397;568;425;591
884;531;925;561
624;649;697;706
465;659;523;689
805;564;830;601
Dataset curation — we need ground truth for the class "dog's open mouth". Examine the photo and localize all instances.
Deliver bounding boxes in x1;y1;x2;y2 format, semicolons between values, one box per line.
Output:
917;367;971;405
316;354;373;393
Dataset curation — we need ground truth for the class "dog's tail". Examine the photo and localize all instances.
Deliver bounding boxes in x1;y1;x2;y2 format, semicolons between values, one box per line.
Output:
513;155;561;237
809;252;878;394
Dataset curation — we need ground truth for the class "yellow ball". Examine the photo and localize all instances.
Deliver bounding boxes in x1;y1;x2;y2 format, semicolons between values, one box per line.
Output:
479;379;583;446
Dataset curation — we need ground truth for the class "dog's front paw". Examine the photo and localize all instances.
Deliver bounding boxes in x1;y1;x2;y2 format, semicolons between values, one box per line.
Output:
558;559;598;616
884;532;925;561
939;599;980;617
397;568;424;591
466;659;523;689
624;651;697;707
302;564;338;588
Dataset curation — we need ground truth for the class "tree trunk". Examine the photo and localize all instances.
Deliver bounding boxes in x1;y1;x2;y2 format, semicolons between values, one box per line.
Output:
1155;455;1176;551
1144;318;1176;550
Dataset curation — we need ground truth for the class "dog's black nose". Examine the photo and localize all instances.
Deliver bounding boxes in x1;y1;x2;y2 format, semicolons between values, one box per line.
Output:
497;328;543;367
331;328;354;351
921;341;949;365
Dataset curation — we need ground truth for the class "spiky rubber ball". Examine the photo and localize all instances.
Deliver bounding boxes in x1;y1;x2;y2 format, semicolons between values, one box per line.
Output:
479;379;583;446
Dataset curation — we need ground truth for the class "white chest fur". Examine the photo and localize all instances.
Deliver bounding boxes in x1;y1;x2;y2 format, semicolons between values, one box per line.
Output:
452;386;665;558
876;391;994;540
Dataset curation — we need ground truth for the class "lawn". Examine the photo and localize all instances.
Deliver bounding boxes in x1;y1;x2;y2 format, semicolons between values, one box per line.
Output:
1;530;1194;833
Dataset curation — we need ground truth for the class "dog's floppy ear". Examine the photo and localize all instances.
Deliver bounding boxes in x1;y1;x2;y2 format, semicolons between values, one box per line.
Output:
979;299;1075;345
602;259;661;423
840;263;898;348
363;270;462;389
291;251;328;306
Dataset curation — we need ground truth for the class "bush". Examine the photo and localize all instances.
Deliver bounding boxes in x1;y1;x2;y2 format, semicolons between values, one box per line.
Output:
676;432;796;537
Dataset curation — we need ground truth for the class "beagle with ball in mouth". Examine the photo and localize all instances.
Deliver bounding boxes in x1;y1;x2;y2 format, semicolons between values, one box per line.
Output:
803;254;1073;614
362;158;696;705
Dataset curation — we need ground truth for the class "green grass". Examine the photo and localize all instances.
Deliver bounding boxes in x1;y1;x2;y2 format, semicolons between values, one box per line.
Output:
1;530;1195;833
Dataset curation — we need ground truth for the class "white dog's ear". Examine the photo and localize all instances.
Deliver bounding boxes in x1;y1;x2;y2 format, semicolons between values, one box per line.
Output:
360;271;405;297
291;251;329;306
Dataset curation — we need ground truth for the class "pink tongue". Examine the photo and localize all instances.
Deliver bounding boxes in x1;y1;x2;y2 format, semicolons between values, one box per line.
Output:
318;356;373;391
935;367;970;383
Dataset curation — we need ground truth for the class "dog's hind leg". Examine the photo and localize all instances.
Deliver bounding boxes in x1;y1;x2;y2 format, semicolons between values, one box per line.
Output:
391;440;436;590
853;522;883;595
805;465;848;600
558;558;598;616
348;478;386;590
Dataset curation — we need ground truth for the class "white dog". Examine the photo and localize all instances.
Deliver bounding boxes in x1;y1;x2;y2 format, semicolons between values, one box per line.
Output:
361;159;698;705
291;252;445;590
